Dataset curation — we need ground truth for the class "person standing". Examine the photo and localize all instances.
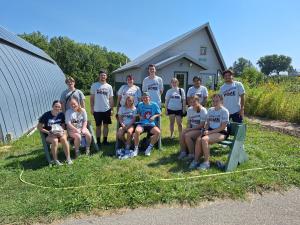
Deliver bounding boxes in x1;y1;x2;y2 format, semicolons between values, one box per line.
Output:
142;64;164;107
187;76;208;106
90;70;114;147
60;76;85;113
219;69;245;123
165;78;186;138
116;75;141;112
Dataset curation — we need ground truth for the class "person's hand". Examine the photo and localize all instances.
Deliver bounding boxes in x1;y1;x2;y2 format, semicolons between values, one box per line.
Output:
121;123;126;129
81;127;88;134
149;116;155;122
239;108;244;118
203;130;209;136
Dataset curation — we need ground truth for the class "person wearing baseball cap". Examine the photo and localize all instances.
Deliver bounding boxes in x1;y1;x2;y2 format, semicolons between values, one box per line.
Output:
133;92;161;156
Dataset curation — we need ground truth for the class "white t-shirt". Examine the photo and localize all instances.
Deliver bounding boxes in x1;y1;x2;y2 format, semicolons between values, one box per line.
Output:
90;82;114;112
207;106;229;130
165;88;185;111
220;81;245;114
142;76;164;107
187;106;207;128
117;84;141;106
187;85;208;104
118;106;136;126
65;108;88;130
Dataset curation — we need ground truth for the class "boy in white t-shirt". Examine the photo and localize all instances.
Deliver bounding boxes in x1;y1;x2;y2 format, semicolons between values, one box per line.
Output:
90;70;114;147
142;64;164;107
219;69;245;123
187;76;208;106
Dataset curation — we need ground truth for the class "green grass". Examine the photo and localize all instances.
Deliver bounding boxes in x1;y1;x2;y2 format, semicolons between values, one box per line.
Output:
0;98;299;224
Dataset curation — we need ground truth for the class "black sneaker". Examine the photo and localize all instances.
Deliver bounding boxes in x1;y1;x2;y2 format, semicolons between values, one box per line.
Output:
102;140;109;145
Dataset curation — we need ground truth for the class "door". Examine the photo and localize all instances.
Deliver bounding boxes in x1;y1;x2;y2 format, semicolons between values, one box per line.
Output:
174;71;188;91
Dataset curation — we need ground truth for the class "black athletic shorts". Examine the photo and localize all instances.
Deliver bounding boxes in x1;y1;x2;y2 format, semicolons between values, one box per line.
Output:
167;109;183;116
208;127;229;138
93;109;112;126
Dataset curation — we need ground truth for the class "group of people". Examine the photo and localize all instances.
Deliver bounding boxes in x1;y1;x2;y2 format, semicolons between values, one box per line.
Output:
38;64;245;170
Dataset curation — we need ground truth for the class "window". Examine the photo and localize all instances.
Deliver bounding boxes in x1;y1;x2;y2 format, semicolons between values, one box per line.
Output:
200;47;207;55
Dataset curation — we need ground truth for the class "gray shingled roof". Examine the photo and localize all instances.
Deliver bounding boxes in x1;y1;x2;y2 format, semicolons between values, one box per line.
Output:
155;53;208;70
113;22;226;73
0;26;54;63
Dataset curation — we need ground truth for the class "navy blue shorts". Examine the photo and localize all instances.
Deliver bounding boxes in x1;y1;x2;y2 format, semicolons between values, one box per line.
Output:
230;112;243;123
167;109;183;116
93;109;112;126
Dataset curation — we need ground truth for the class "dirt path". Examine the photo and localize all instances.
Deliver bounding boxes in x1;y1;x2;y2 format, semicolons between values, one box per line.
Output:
247;116;300;138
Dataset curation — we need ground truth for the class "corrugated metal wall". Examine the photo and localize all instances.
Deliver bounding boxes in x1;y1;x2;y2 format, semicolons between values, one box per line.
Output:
0;26;66;143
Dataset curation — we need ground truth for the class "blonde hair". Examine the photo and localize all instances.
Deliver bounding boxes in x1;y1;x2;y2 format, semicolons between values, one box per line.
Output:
191;95;201;113
69;97;82;112
65;76;75;84
170;77;179;86
125;95;135;109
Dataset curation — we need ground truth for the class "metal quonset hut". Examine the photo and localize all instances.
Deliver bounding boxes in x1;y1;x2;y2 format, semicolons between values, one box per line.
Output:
0;26;66;143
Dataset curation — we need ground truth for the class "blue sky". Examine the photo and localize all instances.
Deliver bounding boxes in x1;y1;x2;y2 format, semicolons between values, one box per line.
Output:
1;0;300;69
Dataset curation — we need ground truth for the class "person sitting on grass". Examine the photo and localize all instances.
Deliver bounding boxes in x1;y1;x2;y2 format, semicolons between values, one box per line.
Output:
117;95;137;151
66;97;92;157
133;92;161;156
178;96;207;160
37;100;72;165
189;94;229;170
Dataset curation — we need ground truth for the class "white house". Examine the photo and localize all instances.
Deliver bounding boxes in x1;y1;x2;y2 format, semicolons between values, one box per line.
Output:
113;22;226;96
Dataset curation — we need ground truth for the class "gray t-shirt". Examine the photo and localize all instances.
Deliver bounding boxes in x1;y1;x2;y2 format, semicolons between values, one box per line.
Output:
220;81;245;114
65;108;88;130
142;76;164;107
207;106;229;130
187;106;207;128
118;106;137;126
60;89;85;111
165;88;185;111
117;84;141;106
90;82;114;112
187;85;208;104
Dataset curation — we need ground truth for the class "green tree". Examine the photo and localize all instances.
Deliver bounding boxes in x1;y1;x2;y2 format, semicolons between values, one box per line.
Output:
19;31;130;93
241;67;264;86
257;54;292;75
232;57;253;76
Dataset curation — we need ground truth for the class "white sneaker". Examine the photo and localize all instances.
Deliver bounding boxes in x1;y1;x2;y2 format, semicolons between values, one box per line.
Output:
54;160;63;166
66;159;73;165
145;146;153;156
131;149;138;157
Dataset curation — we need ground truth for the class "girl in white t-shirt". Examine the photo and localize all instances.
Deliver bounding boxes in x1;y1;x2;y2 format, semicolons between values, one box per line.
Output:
178;96;207;160
66;97;92;157
189;94;229;170
165;78;186;138
117;96;137;151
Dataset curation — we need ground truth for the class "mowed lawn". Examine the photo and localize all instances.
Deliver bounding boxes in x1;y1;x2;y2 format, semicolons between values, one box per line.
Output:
0;97;299;224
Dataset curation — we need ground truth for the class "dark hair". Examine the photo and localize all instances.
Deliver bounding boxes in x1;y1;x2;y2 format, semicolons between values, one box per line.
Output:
126;74;134;80
99;69;107;75
52;100;61;107
193;76;202;82
222;69;234;77
148;64;156;69
212;93;224;101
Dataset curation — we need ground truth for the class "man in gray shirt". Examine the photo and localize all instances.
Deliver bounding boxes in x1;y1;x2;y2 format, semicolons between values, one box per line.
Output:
60;76;85;112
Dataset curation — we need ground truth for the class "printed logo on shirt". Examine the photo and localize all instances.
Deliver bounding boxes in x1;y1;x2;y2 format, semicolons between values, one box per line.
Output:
190;115;200;125
96;88;109;96
48;118;62;127
223;87;237;97
147;83;158;91
196;93;202;98
143;111;152;119
208;115;221;123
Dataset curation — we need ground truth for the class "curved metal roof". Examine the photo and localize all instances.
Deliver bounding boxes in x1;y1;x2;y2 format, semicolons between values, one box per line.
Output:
0;26;54;63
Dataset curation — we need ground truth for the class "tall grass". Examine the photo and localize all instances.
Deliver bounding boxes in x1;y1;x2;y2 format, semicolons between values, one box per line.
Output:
245;78;300;123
